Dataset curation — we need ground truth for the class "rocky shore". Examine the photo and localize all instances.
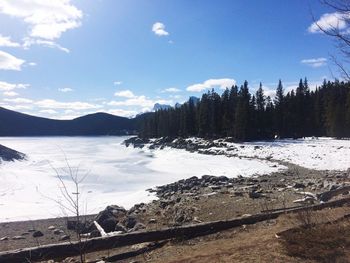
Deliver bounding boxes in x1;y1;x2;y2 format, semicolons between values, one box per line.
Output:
0;144;26;163
0;136;349;262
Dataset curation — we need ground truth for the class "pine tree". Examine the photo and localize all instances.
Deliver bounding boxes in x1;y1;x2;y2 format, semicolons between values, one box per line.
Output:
274;79;284;137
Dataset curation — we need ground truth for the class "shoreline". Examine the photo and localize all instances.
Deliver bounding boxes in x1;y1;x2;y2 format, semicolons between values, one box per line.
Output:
1;141;349;253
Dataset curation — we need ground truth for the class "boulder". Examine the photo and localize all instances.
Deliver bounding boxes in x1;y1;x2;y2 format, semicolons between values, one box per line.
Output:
124;216;137;229
59;235;70;241
92;205;126;232
32;231;44;238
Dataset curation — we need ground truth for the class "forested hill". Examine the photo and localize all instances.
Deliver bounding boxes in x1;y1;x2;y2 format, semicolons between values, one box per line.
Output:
138;79;350;140
0;108;136;136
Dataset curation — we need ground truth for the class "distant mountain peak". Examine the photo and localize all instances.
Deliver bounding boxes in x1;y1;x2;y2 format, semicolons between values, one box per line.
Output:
153;103;172;111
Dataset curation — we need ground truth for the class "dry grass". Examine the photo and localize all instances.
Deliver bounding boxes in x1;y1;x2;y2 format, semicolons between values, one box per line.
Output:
279;218;350;263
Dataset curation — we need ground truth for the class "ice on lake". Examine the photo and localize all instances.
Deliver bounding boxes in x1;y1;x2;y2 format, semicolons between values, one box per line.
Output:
0;136;284;222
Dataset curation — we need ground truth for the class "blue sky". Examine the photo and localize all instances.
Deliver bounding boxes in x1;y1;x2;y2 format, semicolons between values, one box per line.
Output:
0;0;344;118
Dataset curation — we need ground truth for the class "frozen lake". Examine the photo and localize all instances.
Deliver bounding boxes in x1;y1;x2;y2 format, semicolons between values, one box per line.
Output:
0;136;283;222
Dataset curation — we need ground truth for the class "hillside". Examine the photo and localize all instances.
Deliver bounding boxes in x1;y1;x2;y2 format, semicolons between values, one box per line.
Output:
0;107;136;136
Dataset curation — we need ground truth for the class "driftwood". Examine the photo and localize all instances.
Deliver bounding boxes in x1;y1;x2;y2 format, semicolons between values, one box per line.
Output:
317;185;350;202
1;197;350;263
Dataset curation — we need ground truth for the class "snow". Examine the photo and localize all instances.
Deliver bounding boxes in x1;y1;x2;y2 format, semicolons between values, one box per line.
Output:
0;136;284;222
191;137;350;171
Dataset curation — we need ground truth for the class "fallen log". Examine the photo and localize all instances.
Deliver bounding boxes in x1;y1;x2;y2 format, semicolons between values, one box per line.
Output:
1;197;350;263
317;185;350;202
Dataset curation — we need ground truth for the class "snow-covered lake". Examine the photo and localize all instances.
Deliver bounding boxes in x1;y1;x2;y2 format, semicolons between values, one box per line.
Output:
0;136;283;222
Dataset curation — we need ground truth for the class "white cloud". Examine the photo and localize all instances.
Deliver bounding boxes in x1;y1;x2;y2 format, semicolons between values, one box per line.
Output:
0;35;20;47
4;97;33;104
301;57;327;68
0;103;33;110
114;89;135;98
187;78;236;92
58;87;73;92
308;12;348;33
163;87;181;93
0;0;83;40
35;99;102;110
0;81;29;91
3;91;19;97
108;95;172;109
23;38;70;53
259;79;325;99
113;81;122;86
39;109;58;114
28;62;37;66
0;50;25;70
152;22;169;36
104;109;138;118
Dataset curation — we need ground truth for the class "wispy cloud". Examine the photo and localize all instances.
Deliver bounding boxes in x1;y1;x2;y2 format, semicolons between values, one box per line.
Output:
4;97;33;104
152;22;169;36
58;87;73;92
113;81;122;86
0;81;29;91
301;57;327;68
23;38;70;53
162;87;181;93
0;35;20;47
0;50;25;70
3;91;19;97
187;78;236;92
35;99;102;111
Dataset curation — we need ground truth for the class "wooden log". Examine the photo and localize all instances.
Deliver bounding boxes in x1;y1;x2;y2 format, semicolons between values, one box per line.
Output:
317;185;350;202
1;196;350;263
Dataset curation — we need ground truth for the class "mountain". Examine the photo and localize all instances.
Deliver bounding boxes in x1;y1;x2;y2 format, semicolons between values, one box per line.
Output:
153;103;172;111
0;107;136;136
189;96;200;105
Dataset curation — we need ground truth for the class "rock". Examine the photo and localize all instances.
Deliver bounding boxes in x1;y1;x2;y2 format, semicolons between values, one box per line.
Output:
48;225;56;230
92;205;126;233
293;182;306;189
0;237;8;241
148;218;157;224
90;230;101;238
0;144;26;162
124;216;137;229
132;223;146;232
53;229;63;235
33;231;44;238
249;191;264;199
115;223;127;233
28;229;36;232
209;185;221;191
103;218;119;233
59;235;70;241
67;220;88;233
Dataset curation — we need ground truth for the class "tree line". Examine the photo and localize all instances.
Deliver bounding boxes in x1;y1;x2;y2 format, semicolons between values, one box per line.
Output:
138;79;350;140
